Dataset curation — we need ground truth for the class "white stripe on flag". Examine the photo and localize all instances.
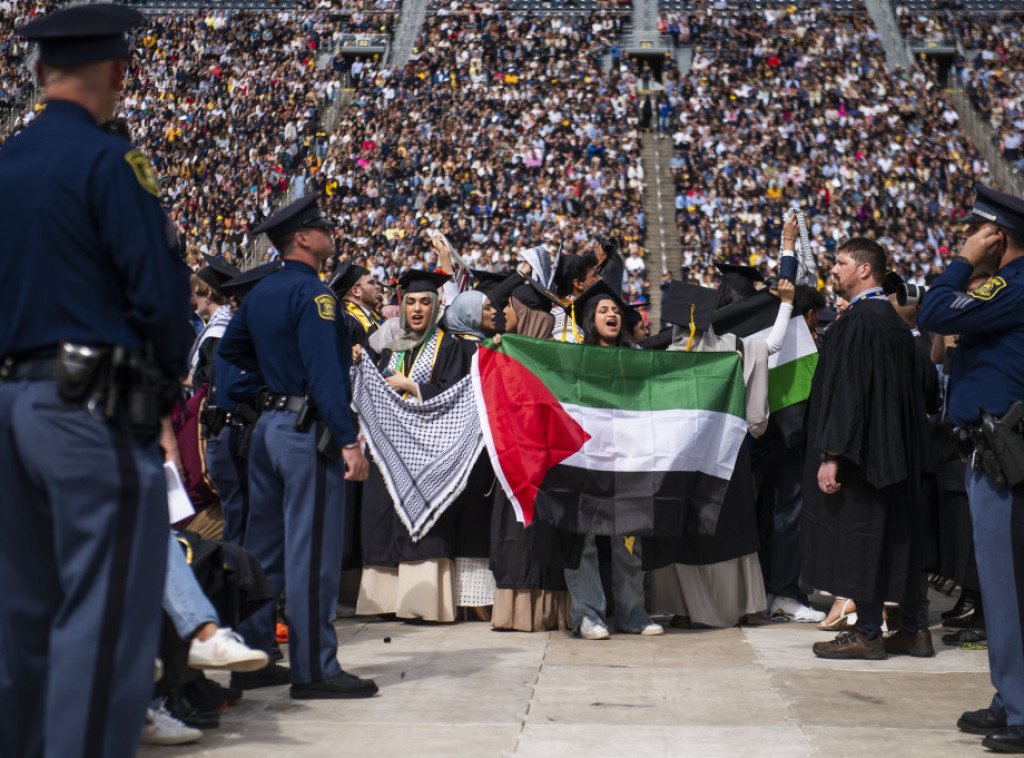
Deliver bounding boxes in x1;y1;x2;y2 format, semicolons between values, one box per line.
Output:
559;405;748;478
748;318;817;369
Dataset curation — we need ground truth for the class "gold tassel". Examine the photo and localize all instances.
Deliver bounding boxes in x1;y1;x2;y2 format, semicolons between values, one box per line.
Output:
685;304;696;352
623;536;636;555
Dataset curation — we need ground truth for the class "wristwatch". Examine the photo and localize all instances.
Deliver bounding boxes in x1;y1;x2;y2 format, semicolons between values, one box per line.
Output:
819;452;838;464
342;442;360;450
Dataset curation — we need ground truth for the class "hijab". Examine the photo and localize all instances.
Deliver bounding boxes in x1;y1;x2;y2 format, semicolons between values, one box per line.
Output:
386;290;440;354
445;290;488;339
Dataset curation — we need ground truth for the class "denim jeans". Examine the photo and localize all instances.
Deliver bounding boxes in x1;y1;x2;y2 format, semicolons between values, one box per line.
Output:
564;534;652;633
163;530;218;640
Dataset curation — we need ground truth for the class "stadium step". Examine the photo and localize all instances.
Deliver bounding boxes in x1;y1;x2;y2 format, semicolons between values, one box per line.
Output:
640;135;680;327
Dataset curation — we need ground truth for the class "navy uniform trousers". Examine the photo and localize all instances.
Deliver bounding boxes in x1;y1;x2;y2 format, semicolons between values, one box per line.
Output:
205;424;250;546
0;380;167;758
239;410;346;684
966;465;1024;726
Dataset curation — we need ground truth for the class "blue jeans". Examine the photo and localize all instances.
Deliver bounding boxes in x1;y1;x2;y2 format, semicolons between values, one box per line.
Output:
564;534;652;633
163;531;218;640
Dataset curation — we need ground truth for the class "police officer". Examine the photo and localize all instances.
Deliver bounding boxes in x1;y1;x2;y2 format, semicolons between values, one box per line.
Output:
919;184;1024;753
218;195;376;699
0;6;193;757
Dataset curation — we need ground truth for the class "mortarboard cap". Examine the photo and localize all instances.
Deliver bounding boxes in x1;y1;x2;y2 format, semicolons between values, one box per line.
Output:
516;278;565;313
715;262;765;299
196;255;241;293
397;268;452;294
219;260;284;297
251;194;334;246
17;3;143;67
661;281;718;332
624;303;645;333
959;183;1024;235
572;280;628;324
471;268;512;295
329;262;369;297
882;271;904;296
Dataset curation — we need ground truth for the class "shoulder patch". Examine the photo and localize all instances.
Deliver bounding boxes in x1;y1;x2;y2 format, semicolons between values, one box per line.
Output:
969;276;1007;302
124;149;159;197
314;293;337;321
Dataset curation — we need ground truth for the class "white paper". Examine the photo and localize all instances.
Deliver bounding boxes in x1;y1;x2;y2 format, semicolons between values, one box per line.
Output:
164;461;195;524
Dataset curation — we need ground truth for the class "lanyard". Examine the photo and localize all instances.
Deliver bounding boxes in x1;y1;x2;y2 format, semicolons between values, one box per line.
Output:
849;287;885;307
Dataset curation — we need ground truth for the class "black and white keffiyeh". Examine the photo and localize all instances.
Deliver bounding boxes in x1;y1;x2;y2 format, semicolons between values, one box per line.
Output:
779;208;818;287
351;359;484;541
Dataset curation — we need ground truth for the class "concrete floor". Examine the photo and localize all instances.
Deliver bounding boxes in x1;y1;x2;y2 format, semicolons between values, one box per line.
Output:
141;592;997;758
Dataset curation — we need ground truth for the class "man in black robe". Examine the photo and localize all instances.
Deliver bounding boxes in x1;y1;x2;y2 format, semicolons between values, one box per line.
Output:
802;237;932;660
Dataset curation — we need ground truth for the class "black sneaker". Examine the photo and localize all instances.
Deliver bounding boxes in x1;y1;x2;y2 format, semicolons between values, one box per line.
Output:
230;662;291;690
942;589;979;620
184;676;243;712
290;670;378;700
942;626;987;646
164;687;220;729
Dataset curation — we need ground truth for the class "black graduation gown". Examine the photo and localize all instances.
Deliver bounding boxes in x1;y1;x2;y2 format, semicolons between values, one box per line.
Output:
800;299;929;604
360;330;481;566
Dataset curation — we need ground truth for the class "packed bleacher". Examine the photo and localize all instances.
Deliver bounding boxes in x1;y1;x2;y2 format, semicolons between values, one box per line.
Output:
306;4;652;303
661;4;989;290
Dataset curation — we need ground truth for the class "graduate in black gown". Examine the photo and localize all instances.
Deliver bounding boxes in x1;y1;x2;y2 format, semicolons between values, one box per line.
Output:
355;270;475;622
801;238;931;660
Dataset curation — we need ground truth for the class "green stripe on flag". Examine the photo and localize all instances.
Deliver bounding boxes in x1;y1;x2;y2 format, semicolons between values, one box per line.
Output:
767;352;818;412
482;335;746;417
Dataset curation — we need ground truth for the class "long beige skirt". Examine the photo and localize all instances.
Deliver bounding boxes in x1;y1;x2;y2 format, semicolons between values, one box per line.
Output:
648;554;767;628
356;559;456;622
491;589;572;632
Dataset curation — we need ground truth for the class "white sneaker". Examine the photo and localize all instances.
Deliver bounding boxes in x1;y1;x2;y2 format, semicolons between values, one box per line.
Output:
188;628;270;672
639;622;664;636
768;596;827;624
579;617;611;640
140;706;202;746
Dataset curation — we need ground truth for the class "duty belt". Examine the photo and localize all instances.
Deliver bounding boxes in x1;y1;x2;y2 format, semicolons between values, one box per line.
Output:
0;355;58;382
263;394;306;413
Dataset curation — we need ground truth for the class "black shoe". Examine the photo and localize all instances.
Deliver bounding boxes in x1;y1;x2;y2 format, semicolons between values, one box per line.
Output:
230;662;291;690
164;687;220;729
290;670;378;700
944;610;982;629
957;708;1007;735
942;589;979;620
983;726;1024;753
942;626;987;646
184;676;243;712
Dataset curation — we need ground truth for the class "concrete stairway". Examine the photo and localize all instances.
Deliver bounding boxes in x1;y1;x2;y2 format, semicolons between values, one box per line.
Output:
640;134;680;326
864;0;914;70
389;0;429;69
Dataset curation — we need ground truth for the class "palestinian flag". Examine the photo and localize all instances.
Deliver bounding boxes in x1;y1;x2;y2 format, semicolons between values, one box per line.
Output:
471;335;748;537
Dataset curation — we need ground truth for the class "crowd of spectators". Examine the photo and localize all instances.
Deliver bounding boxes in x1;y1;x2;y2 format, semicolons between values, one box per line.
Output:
303;4;652;304
653;4;988;293
0;0;56;138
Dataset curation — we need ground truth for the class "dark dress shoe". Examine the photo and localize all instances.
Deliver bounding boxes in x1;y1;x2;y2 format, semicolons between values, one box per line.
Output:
290;670;379;700
184;676;243;712
942;625;987;646
230;662;291;690
958;708;1007;735
983;726;1024;753
164;687;220;729
884;628;935;657
942;589;979;620
812;629;886;660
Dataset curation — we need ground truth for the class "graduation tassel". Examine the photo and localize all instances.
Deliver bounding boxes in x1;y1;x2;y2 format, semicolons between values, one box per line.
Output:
685;304;696;352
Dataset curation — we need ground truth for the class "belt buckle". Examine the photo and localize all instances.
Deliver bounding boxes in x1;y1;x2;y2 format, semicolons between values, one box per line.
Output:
0;357;13;382
275;397;287;411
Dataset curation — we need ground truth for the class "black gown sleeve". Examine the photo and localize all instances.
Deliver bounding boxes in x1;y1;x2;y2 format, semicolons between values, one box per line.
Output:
417;332;472;400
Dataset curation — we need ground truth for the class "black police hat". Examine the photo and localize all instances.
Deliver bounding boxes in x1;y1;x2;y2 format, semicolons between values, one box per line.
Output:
219;260;284;297
715;262;765;299
397;268;452;295
251;195;334;246
17;3;144;67
330;261;369;297
960;184;1024;235
196;255;242;293
661;281;718;332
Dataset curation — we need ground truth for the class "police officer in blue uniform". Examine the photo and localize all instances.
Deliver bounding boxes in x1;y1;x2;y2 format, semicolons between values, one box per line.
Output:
919;184;1024;753
203;262;282;548
0;6;193;757
218;195;376;699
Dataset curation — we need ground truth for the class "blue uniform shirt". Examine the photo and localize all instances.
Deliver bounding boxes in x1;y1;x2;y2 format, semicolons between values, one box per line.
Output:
0;100;192;377
212;354;262;413
218;259;357;445
918;256;1024;425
